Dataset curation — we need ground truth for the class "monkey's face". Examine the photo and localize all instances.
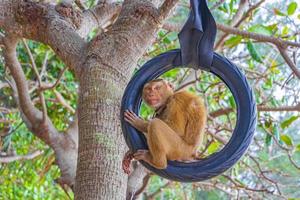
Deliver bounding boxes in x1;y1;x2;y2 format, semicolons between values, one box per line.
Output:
142;80;174;109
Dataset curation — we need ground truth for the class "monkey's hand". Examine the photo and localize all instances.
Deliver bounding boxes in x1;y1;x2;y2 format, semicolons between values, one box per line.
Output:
122;150;134;174
133;150;150;162
124;110;148;133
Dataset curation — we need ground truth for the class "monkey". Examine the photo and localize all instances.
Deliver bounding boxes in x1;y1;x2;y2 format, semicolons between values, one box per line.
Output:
122;79;207;173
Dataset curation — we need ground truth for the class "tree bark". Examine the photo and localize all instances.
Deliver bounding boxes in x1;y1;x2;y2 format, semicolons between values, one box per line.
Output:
0;0;177;199
75;1;164;199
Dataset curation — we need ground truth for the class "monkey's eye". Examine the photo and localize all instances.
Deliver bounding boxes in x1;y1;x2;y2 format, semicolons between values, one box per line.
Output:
154;85;161;90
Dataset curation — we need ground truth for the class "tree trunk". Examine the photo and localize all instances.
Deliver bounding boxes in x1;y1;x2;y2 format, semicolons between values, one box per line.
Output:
0;0;177;199
76;65;128;199
75;2;162;198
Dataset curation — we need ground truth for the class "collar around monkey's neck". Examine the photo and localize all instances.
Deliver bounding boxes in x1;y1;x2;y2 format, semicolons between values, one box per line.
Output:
154;105;167;117
153;95;172;118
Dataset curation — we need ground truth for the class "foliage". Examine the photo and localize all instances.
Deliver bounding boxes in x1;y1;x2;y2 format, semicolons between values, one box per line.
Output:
0;0;300;199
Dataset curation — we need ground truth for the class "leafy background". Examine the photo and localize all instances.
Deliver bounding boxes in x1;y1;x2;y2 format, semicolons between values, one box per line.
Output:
0;0;299;199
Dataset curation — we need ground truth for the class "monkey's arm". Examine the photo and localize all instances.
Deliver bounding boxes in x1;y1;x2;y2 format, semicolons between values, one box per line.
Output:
124;110;149;133
183;99;207;146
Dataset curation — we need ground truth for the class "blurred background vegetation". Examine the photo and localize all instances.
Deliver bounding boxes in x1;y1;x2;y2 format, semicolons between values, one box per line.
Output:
0;0;299;199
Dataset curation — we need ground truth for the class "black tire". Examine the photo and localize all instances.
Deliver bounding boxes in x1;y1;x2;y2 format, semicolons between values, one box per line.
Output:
120;49;257;182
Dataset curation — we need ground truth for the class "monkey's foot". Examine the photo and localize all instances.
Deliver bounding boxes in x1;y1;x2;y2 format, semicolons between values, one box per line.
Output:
122;151;134;174
133;149;150;161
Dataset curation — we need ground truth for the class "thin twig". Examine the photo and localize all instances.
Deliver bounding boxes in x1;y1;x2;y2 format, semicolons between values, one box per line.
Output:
277;46;300;79
235;0;265;27
248;155;282;195
0;32;4;46
210;0;226;10
40;66;68;91
53;90;75;113
175;79;198;91
0;150;43;163
210;103;300;118
40;51;49;78
215;0;250;49
222;175;273;193
75;0;86;10
22;39;48;124
287;153;300;170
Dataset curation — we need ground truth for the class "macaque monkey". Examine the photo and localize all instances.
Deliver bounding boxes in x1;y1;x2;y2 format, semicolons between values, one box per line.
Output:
122;79;206;173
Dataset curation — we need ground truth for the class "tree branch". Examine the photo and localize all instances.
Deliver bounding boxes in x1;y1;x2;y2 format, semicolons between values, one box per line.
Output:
77;2;122;38
277;47;300;79
75;0;86;10
159;0;179;21
53;90;76;114
217;23;300;79
216;24;300;48
3;35;78;188
0;0;86;76
235;0;265;27
0;32;4;46
215;0;265;50
22;39;48;124
222;175;273;194
40;51;49;78
40;66;68;91
258;103;300;112
3;36;39;124
210;0;226;10
0;150;43;163
162;20;300;48
210;103;300;118
165;18;300;79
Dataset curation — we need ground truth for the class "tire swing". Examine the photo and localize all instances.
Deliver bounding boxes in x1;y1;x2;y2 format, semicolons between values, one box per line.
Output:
121;0;257;182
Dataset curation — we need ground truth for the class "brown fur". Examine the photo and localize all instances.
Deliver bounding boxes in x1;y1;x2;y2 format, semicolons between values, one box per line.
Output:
144;91;207;169
122;80;207;171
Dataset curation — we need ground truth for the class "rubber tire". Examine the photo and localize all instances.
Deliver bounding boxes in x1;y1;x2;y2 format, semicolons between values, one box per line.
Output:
121;49;257;182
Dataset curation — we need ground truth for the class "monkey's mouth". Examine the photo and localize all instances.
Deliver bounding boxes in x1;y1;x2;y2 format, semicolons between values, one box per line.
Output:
148;99;159;105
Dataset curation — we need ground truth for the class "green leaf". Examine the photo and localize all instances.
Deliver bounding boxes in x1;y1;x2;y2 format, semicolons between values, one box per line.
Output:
265;76;273;88
248;25;273;36
264;120;271;128
229;96;236;108
267;24;278;33
248;59;255;69
207;141;220;154
270;60;280;74
158;30;167;37
224;36;242;48
282;26;289;36
287;2;297;15
247;41;263;63
280;116;299;129
296;144;300;152
280;134;293;146
163;37;171;44
229;0;234;14
265;134;272;146
223;3;230;13
274;8;286;16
